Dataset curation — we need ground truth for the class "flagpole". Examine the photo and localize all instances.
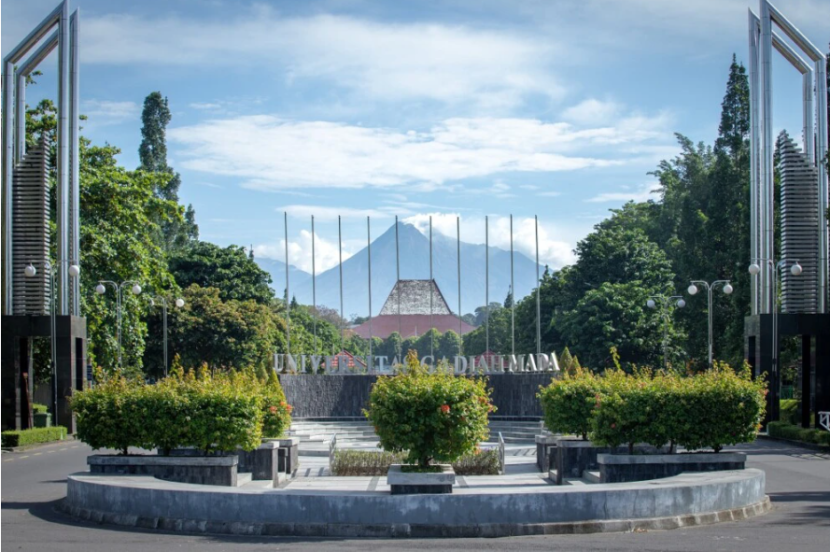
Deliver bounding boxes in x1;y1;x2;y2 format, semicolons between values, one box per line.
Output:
338;215;344;351
285;212;290;358
457;216;462;352
396;215;401;358
367;216;373;366
510;214;515;357
311;215;317;354
429;215;434;358
535;215;541;356
485;215;489;354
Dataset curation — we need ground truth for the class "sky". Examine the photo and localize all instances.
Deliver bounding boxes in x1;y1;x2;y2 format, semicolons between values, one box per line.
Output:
3;0;828;275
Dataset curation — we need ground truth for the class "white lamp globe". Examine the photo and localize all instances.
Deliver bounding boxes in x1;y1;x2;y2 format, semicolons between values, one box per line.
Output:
68;264;80;277
723;283;734;295
688;284;698;295
95;283;106;295
647;299;656;309
175;298;185;308
676;299;686;308
791;263;803;276
24;264;37;277
748;263;761;275
131;284;142;295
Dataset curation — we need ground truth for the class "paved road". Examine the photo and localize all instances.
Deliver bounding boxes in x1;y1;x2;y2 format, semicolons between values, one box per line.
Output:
2;439;828;551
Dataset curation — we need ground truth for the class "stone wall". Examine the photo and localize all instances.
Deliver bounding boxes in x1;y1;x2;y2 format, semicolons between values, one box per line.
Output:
279;373;553;419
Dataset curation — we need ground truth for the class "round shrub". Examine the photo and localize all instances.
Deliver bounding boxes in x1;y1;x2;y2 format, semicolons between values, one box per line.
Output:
364;350;494;469
538;368;602;439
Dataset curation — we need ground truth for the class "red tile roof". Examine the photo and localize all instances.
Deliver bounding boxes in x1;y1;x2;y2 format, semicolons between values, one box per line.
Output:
351;314;476;339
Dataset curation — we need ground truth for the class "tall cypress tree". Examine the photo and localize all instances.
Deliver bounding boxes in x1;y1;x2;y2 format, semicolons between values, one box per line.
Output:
138;91;198;249
715;54;750;159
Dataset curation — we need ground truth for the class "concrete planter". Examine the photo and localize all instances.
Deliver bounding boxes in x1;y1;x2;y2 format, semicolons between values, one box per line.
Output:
87;454;238;486
276;437;299;477
552;439;660;484
33;412;52;428
597;452;747;483
387;464;455;494
535;434;558;472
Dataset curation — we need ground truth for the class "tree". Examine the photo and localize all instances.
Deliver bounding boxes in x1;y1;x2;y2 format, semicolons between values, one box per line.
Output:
437;330;462;359
138;91;198;250
168;241;274;304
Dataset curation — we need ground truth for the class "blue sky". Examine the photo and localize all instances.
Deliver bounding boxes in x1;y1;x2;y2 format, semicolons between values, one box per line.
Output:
3;0;828;274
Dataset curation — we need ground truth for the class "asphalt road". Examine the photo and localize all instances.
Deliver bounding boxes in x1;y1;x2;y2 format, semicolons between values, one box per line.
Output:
1;438;828;552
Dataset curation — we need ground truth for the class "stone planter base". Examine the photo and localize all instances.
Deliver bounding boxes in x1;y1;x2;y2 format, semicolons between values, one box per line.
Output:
535;435;558;472
387;464;455;494
597;452;747;483
87;455;238;486
553;440;660;484
276;437;299;477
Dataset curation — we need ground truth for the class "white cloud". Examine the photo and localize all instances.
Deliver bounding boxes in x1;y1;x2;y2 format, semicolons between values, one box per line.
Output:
254;230;353;273
81;100;140;126
279;205;392;222
169;112;671;191
586;181;662;203
77;10;564;108
404;213;576;268
561;98;622;126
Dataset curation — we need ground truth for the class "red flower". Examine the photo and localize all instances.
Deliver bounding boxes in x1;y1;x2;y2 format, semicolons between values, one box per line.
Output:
440;404;451;414
269;406;278;414
286;405;293;412
611;423;616;429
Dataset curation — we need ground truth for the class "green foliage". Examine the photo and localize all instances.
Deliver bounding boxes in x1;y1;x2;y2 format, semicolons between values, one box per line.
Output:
71;366;280;454
779;399;800;425
32;403;49;414
261;371;292;438
590;363;766;453
330;448;501;476
767;422;830;447
365;350;494;468
538;369;602;439
1;426;67;448
169;242;273;305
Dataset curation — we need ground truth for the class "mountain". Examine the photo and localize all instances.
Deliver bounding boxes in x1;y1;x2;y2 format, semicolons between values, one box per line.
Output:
255;257;312;298
285;222;541;318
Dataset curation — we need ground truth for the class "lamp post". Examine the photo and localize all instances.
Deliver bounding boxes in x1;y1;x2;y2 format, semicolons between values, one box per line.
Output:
149;295;185;377
687;280;733;368
647;294;685;369
95;280;142;368
748;259;802;414
23;260;81;424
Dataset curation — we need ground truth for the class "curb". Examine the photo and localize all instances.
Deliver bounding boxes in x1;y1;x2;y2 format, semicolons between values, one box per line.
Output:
57;496;772;538
756;434;830;453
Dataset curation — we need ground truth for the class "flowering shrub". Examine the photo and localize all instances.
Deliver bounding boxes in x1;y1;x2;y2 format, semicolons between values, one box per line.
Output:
71;364;290;454
364;350;494;468
331;447;501;476
538;368;603;439
261;370;292;438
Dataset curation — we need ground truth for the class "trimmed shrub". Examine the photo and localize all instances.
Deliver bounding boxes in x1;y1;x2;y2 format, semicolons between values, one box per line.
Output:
365;350;494;468
32;403;49;414
780;399;799;425
330;448;501;476
2;426;67;448
768;422;830;447
538;369;602;439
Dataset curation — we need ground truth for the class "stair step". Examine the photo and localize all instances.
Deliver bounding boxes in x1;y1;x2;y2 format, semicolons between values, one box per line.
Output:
582;470;601;484
236;473;253;487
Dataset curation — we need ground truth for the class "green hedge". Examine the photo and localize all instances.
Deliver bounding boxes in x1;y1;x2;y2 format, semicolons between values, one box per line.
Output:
539;362;767;453
780;399;799;425
331;448;501;476
2;426;67;448
767;422;830;447
32;403;49;414
71;365;289;455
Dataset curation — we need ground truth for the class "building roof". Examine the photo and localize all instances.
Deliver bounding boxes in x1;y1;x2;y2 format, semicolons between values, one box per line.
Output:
352;314;476;339
379;279;452;316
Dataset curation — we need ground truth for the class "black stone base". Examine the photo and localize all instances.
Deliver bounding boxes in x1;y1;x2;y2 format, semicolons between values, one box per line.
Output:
237;447;277;481
88;457;237;486
553;441;660;484
390;484;453;495
598;453;746;483
536;440;557;472
278;442;299;476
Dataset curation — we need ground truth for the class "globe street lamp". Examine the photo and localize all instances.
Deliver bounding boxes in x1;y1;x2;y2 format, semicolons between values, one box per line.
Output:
149;296;185;377
647;295;685;369
687;280;733;369
748;259;802;411
95;280;142;369
23;260;81;424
